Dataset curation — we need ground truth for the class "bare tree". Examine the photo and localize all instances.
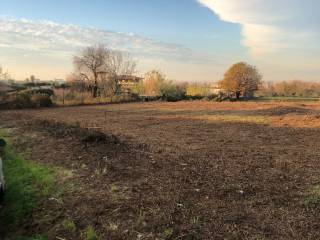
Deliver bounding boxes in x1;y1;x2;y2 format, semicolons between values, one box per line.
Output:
100;51;137;101
106;51;136;76
0;66;10;81
73;44;136;99
30;75;36;83
73;44;109;98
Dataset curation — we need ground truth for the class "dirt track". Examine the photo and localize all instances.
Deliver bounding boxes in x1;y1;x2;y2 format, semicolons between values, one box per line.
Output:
1;101;320;239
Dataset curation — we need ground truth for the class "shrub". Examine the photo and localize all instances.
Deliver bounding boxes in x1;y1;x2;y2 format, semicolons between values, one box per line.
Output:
160;82;186;102
31;94;53;108
14;93;34;109
26;88;54;97
185;95;204;100
1;90;53;109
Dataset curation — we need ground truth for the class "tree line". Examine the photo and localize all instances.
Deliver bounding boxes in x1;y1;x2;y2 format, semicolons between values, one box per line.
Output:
67;44;264;101
259;80;320;98
1;44;320;109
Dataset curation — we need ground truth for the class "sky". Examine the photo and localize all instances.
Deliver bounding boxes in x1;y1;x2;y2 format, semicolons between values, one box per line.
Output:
0;0;319;82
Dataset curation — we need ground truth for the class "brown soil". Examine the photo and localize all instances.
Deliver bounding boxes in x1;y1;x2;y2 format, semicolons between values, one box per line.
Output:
1;101;320;239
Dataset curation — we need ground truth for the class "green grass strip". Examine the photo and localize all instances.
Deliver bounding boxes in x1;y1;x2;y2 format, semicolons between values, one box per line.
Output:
0;130;55;227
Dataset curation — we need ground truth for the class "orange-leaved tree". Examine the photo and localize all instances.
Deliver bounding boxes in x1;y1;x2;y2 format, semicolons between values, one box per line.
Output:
220;62;262;99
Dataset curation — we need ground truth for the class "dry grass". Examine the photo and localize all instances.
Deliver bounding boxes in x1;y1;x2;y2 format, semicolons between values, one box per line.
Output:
52;89;136;106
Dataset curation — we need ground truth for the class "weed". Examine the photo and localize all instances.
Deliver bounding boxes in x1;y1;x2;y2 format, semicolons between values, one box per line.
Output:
191;216;201;227
304;185;320;209
62;218;76;233
108;222;119;231
136;210;146;227
163;227;174;239
85;225;99;240
110;184;118;192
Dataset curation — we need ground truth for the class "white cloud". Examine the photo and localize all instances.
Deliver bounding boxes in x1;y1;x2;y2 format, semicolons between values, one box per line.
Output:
0;17;225;80
198;0;320;56
0;17;195;59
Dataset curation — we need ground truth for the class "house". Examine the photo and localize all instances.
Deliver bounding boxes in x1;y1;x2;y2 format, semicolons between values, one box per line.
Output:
117;75;143;94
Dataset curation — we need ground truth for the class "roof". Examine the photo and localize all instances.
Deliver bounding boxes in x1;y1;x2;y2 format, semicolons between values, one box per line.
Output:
0;82;15;93
117;75;143;82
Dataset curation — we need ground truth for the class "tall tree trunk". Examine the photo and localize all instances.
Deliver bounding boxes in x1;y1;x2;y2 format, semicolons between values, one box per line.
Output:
93;73;98;98
236;91;241;99
93;84;98;98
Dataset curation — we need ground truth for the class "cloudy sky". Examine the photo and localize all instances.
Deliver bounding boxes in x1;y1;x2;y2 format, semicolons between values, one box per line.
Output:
1;0;319;82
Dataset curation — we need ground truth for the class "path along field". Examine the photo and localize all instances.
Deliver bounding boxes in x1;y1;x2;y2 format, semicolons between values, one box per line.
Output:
1;101;320;239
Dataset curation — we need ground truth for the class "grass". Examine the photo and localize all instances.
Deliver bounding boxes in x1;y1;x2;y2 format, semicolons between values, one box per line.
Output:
0;129;56;229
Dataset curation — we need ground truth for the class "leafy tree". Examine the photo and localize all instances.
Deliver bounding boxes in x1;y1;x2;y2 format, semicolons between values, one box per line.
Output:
220;62;262;99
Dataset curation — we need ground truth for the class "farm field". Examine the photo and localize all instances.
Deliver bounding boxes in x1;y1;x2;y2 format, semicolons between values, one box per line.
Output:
1;101;320;239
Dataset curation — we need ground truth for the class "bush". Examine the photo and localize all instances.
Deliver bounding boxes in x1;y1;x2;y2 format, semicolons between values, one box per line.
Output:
31;94;53;108
0;92;53;109
14;93;34;109
26;88;54;97
160;82;186;102
185;95;204;100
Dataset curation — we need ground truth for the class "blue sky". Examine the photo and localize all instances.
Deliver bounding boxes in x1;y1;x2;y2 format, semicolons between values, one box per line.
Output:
0;0;319;82
1;0;241;47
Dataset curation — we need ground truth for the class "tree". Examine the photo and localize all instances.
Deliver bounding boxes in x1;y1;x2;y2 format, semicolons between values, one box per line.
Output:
66;73;86;92
100;51;137;102
0;66;10;81
219;62;262;99
73;44;109;98
73;44;136;98
143;70;166;96
132;80;145;95
30;75;36;83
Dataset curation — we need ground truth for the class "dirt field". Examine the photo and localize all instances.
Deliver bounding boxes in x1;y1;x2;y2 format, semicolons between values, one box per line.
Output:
1;101;320;239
